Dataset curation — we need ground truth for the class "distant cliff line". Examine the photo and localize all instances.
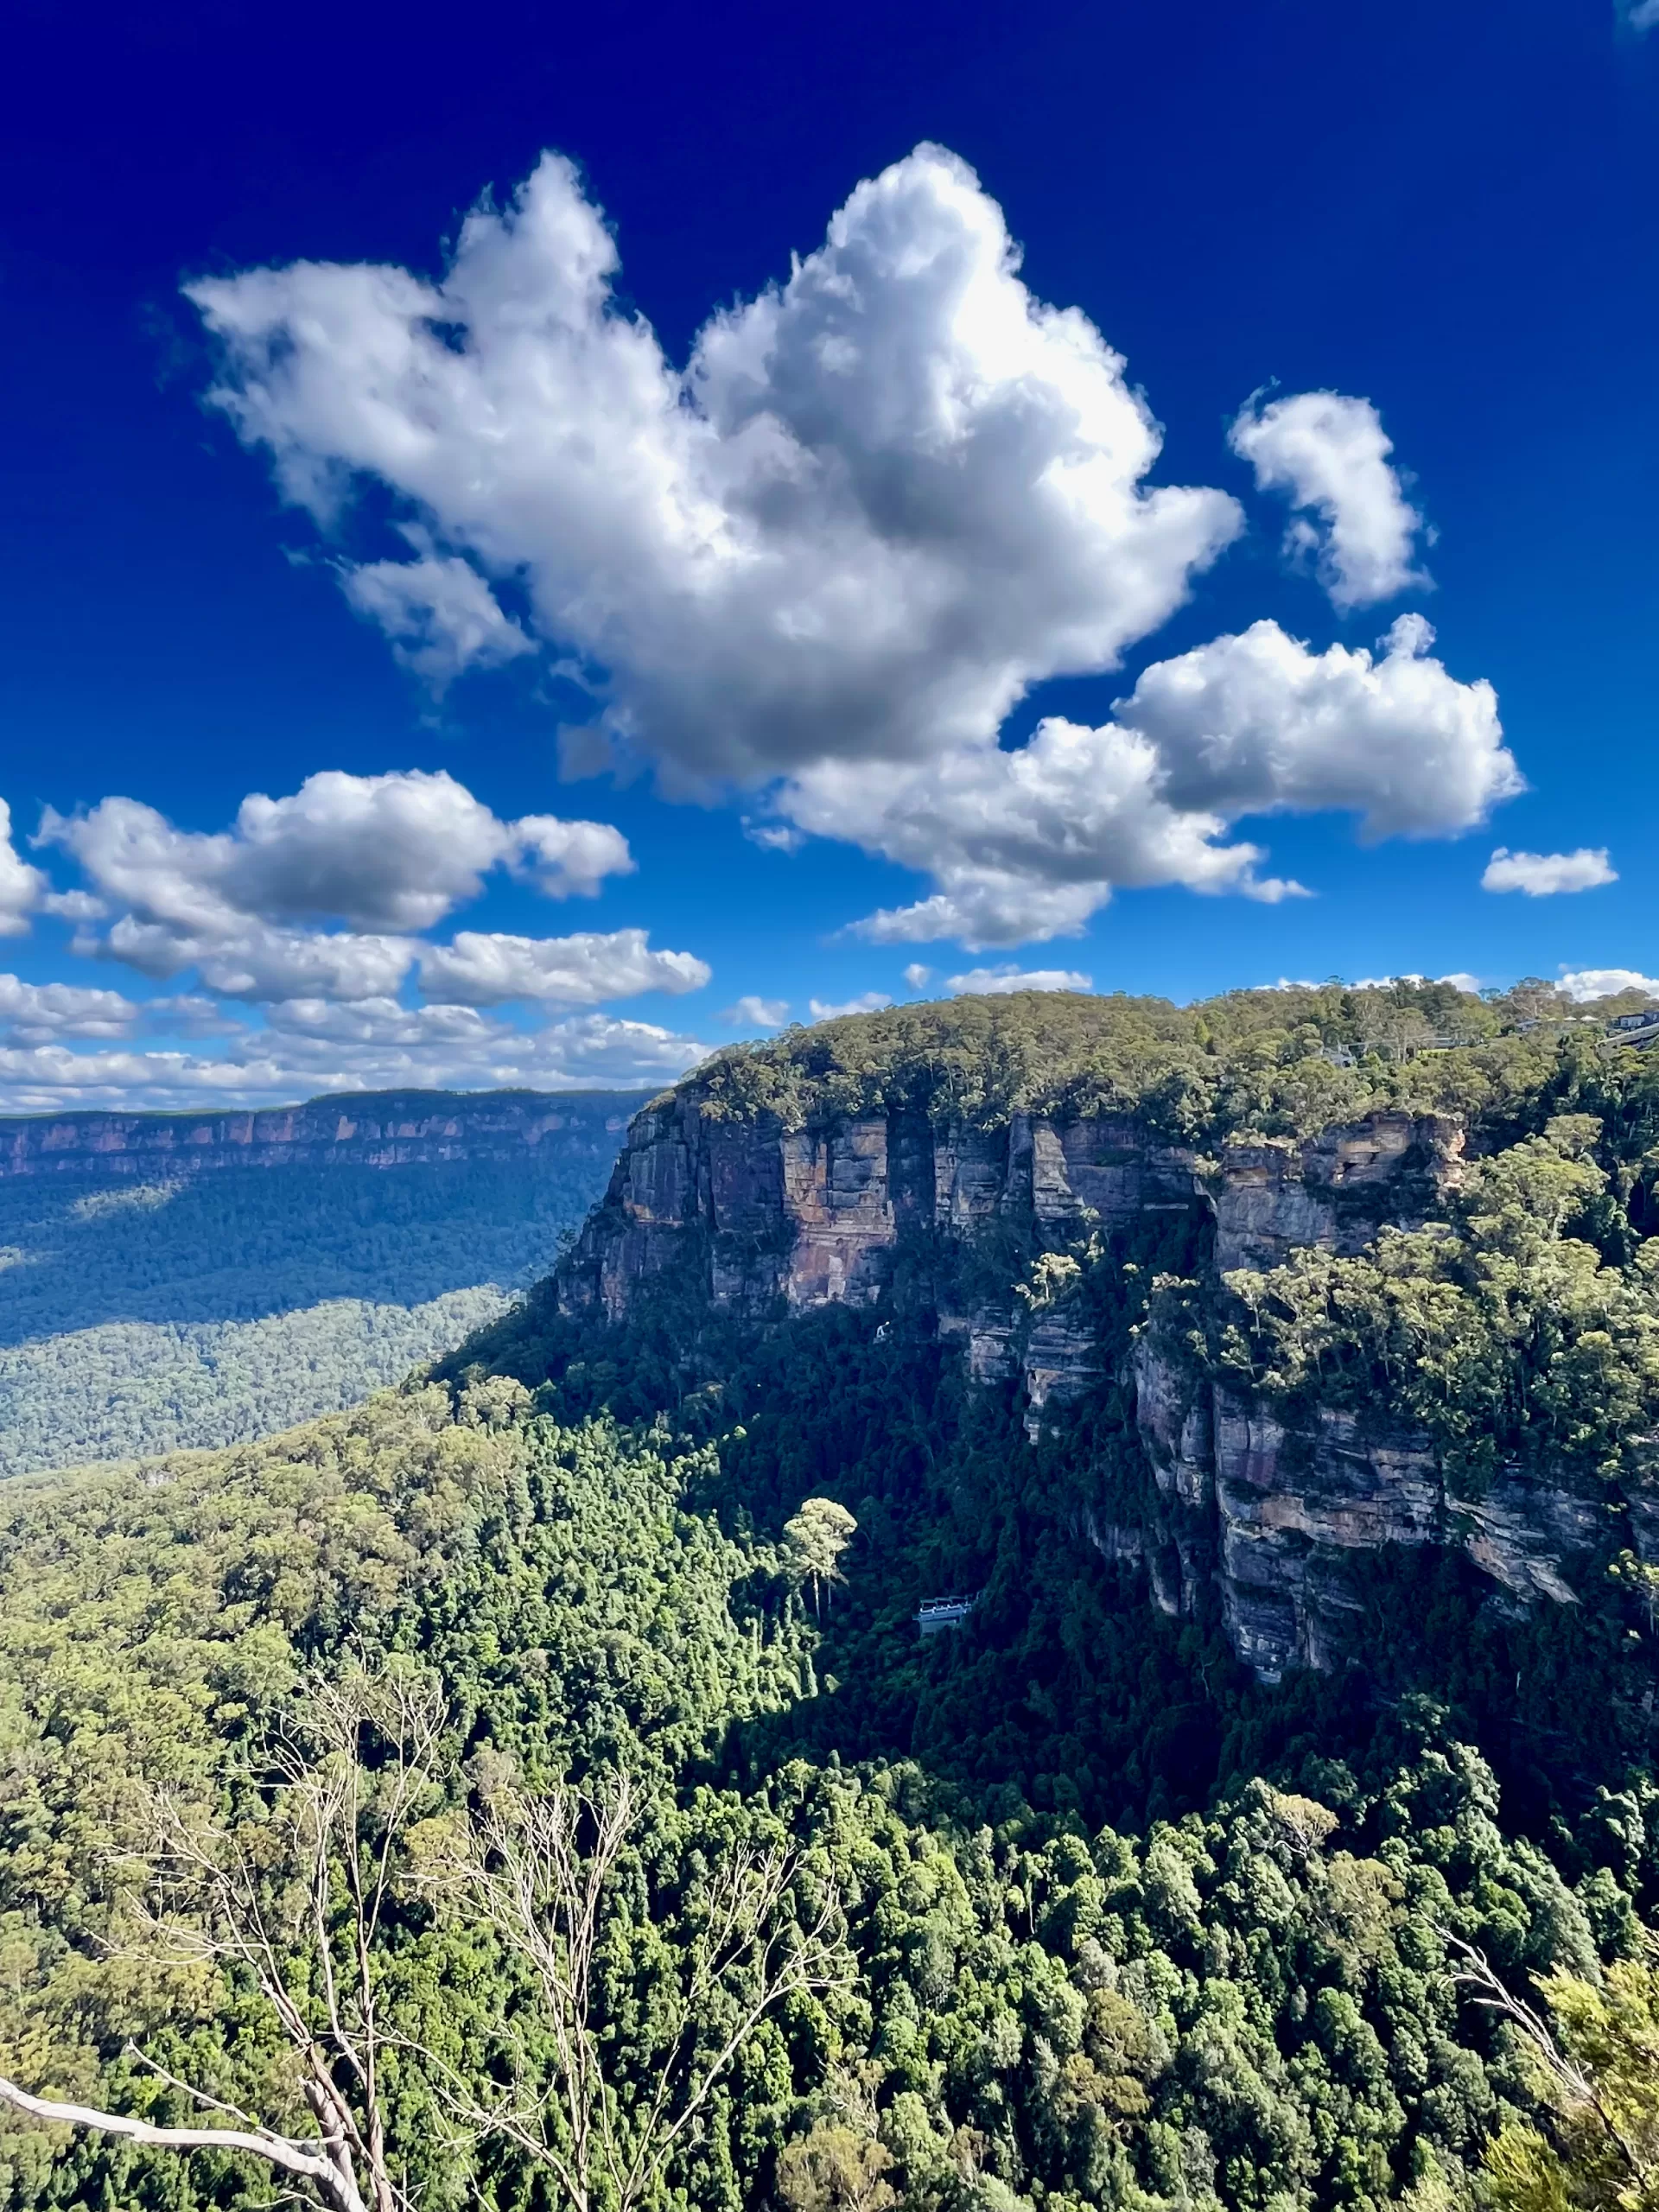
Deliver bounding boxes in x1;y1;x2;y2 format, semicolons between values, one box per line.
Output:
0;1087;650;1180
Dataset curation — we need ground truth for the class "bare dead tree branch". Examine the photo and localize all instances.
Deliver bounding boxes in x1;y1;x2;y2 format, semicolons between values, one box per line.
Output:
1444;1931;1649;2183
433;1774;851;2212
0;2075;372;2212
4;1656;453;2212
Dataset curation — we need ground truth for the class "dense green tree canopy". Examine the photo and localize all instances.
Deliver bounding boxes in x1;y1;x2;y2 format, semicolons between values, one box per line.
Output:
7;992;1659;2209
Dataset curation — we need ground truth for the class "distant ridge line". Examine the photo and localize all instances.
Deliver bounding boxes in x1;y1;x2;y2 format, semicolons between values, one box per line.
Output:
0;1087;652;1181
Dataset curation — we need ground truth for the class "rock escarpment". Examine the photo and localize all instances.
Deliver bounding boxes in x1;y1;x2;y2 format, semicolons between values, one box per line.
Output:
0;1089;641;1182
556;1091;1611;1676
563;1095;1465;1329
1126;1336;1610;1676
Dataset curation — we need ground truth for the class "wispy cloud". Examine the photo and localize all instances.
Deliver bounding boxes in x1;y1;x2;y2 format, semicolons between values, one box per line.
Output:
0;993;712;1114
721;995;790;1029
808;992;892;1022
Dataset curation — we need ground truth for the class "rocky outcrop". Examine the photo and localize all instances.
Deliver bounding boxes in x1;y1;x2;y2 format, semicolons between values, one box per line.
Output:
1209;1114;1465;1273
558;1101;1206;1428
566;1100;1463;1318
1129;1332;1618;1677
0;1089;642;1181
559;1090;1607;1676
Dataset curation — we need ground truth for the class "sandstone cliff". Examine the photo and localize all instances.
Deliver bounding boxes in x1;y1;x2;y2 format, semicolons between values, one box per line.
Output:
0;1088;642;1183
553;1090;1600;1676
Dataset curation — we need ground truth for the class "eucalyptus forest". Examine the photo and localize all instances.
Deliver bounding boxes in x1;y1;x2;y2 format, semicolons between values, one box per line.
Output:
3;984;1659;2212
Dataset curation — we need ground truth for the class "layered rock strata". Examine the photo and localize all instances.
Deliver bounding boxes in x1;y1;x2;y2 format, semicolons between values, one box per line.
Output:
558;1094;1618;1675
1128;1335;1610;1676
0;1089;641;1181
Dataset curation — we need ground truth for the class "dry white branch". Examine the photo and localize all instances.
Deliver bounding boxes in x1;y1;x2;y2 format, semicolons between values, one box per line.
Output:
436;1774;850;2212
0;2074;371;2212
5;1657;452;2212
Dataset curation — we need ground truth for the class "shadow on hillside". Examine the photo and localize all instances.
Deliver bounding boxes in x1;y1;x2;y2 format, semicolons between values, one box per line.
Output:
0;1156;609;1344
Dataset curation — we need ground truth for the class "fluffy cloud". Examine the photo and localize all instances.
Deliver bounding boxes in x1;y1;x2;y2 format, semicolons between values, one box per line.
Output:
800;718;1286;949
6;761;712;1103
0;803;44;938
185;146;1526;952
722;995;790;1028
417;929;710;1007
102;917;416;1001
809;616;1513;946
188;145;1240;791
340;550;534;687
0;998;711;1115
1620;0;1659;31
0;974;139;1043
809;993;893;1021
1118;615;1512;836
1482;847;1617;896
902;964;934;990
1230;391;1430;612
1560;968;1659;1002
37;770;639;1000
42;769;628;938
946;965;1091;995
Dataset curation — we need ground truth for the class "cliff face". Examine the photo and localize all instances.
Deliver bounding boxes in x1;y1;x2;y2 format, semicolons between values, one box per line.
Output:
555;1092;1598;1677
563;1096;1465;1325
1126;1338;1611;1676
558;1096;1200;1323
0;1089;642;1182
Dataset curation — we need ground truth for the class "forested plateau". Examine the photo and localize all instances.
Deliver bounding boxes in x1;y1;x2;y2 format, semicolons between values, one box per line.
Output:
0;1088;639;1473
8;984;1659;2212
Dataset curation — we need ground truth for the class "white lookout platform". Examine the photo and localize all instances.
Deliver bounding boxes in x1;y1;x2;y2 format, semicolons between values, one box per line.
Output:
916;1594;979;1637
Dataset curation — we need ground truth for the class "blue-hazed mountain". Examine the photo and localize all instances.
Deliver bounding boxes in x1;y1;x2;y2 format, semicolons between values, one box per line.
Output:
0;1087;642;1473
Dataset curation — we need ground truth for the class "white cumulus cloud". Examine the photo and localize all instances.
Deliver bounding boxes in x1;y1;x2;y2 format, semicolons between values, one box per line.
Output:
0;974;139;1043
0;802;45;938
1230;391;1430;612
0;999;712;1114
1560;968;1659;1002
722;995;790;1029
183;148;1528;950
809;992;893;1022
817;615;1513;946
41;769;628;936
1482;847;1617;896
38;770;637;1001
946;965;1091;995
188;144;1240;791
417;929;709;1007
902;964;934;991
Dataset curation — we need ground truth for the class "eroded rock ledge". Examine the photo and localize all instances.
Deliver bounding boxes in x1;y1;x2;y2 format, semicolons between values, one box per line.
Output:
557;1096;1626;1676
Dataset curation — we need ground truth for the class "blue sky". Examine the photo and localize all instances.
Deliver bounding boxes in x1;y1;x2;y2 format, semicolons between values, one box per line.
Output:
0;0;1656;1108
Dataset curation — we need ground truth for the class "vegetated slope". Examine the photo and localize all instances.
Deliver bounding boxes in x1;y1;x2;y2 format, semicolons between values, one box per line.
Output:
0;1087;639;1473
443;976;1659;1824
0;1382;1653;2212
8;986;1659;2212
